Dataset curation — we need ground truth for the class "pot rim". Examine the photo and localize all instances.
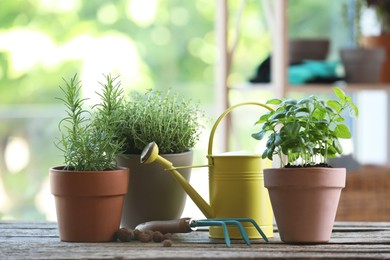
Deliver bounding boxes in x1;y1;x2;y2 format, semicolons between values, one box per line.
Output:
264;167;345;171
263;167;346;188
50;166;129;196
121;150;193;158
49;165;129;173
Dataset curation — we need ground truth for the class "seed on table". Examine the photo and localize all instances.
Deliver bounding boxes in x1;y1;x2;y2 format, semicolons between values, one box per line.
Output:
134;229;142;239
137;232;152;242
152;231;164;242
115;228;134;242
162;239;173;247
163;233;173;240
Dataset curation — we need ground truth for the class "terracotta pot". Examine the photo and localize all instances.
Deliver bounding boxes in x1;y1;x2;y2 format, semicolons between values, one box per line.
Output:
361;34;390;83
340;47;385;83
289;38;330;64
118;151;192;228
50;166;129;242
264;167;346;244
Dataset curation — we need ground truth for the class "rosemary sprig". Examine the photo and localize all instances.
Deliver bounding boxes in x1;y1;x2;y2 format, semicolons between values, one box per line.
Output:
56;74;125;171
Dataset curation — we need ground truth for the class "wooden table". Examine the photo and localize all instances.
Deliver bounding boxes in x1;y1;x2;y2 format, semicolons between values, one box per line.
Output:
1;221;390;259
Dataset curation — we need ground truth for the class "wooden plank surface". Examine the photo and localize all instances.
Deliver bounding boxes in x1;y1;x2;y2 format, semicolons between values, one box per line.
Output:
1;222;390;259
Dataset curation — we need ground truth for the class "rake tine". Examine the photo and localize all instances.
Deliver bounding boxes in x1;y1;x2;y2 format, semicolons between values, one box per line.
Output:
191;220;231;247
219;221;231;248
212;218;269;242
221;220;251;246
241;218;269;242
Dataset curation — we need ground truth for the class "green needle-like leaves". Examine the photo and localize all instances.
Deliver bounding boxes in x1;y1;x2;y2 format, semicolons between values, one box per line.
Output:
114;90;204;154
56;74;125;171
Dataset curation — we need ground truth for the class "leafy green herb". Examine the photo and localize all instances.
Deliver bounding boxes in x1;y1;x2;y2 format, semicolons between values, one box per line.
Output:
56;74;125;171
252;87;359;167
115;89;205;154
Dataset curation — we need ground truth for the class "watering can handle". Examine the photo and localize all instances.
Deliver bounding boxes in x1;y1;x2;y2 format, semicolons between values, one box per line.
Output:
207;102;274;156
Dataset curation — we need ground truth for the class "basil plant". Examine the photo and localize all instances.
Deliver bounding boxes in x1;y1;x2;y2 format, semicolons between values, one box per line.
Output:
252;87;359;167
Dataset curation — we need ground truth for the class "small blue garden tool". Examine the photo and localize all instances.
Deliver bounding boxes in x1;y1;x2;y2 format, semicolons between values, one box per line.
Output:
135;217;269;248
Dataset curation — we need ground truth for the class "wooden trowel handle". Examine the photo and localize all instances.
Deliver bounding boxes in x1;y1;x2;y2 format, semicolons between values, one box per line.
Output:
135;218;193;234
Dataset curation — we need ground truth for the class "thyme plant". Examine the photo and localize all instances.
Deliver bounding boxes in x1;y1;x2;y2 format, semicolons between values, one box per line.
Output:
252;87;358;167
116;90;204;154
56;74;124;171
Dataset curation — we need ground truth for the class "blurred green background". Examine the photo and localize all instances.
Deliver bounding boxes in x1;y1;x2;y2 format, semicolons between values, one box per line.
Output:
0;0;350;220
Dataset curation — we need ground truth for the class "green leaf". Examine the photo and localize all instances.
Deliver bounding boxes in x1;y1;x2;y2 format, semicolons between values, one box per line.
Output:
313;120;328;131
283;99;297;105
266;98;282;105
262;147;274;160
281;145;289;156
334;116;345;122
266;133;276;148
281;122;300;137
291;146;302;153
294;107;310;114
274;134;283;145
262;122;273;131
348;103;359;118
297;98;311;105
251;131;266;140
326;145;338;157
283;99;297;109
288;152;299;163
270;111;286;120
334;124;351;139
312;107;326;120
333;138;343;154
326;100;342;113
254;113;270;125
305;141;315;151
261;150;268;159
333;87;346;101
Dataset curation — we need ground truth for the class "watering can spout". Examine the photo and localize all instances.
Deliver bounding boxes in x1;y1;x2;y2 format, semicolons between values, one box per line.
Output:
141;142;214;218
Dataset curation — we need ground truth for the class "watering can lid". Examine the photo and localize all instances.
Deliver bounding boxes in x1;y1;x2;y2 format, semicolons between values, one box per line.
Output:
209;151;261;157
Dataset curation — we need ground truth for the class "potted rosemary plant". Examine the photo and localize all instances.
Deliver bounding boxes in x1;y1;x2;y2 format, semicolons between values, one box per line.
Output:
252;87;358;243
114;90;204;228
50;75;129;242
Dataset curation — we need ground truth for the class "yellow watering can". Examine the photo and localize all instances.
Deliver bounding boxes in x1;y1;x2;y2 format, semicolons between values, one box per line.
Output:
141;102;275;239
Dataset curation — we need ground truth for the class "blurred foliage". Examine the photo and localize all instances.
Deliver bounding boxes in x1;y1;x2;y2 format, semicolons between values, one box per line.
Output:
287;0;351;60
0;0;217;105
